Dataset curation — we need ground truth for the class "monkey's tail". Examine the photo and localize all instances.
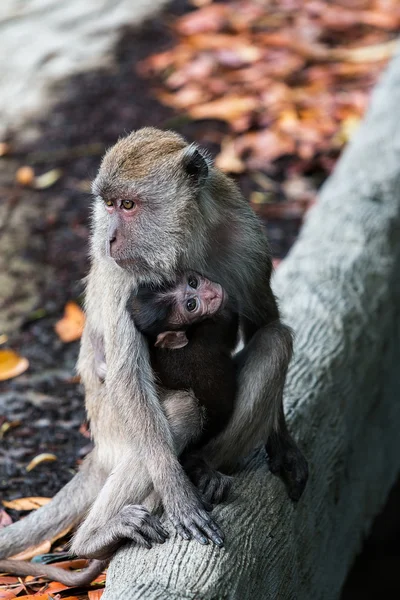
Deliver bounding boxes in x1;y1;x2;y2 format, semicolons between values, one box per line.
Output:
0;558;108;587
0;458;101;560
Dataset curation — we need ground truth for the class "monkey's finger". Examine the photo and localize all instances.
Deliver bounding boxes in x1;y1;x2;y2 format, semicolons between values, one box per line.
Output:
139;522;168;544
186;523;209;545
192;515;224;547
172;521;192;541
200;497;213;512
123;528;153;549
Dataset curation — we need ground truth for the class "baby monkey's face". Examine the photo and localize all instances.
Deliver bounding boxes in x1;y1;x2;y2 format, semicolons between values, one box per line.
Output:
167;272;227;327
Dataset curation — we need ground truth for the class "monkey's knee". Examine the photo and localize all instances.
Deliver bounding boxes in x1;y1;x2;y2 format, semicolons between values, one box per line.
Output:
162;390;205;453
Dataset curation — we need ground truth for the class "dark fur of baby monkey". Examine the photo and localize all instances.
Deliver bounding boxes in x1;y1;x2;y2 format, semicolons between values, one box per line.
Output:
129;271;239;448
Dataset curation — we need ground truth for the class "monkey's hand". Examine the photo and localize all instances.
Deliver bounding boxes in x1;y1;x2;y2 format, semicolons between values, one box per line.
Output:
163;483;224;548
183;455;233;506
72;504;169;560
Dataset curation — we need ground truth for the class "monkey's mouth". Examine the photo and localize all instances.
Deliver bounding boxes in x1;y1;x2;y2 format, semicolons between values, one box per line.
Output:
208;284;227;315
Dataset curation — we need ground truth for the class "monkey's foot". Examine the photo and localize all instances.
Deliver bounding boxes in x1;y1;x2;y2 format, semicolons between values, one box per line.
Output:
71;504;169;560
164;487;224;548
265;433;309;502
184;455;233;505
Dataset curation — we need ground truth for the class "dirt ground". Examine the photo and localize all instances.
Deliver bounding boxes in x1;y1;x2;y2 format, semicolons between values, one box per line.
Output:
0;0;399;597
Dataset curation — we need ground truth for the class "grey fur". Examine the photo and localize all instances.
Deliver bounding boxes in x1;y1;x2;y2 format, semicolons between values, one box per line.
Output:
0;128;307;581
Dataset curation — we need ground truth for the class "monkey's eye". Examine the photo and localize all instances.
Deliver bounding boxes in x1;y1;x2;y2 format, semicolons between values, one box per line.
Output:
104;199;114;207
122;199;135;210
186;297;198;312
188;275;198;289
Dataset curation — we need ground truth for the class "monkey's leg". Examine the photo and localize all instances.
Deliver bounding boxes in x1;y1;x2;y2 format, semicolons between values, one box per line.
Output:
265;404;309;502
200;321;308;501
71;391;223;560
0;452;105;559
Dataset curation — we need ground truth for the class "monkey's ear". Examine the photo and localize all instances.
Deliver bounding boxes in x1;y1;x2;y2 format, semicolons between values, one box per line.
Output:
155;330;189;350
181;145;210;185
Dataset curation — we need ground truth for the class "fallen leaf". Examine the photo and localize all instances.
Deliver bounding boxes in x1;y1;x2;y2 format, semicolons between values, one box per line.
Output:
9;540;51;561
14;595;51;600
188;95;258;124
88;590;104;599
34;168;63;189
15;166;34;186
3;497;50;511
0;510;12;529
0;576;18;585
41;581;69;594
0;421;21;439
0;591;17;599
0;350;29;381
0;335;7;345
26;454;57;472
54;302;85;343
0;143;10;157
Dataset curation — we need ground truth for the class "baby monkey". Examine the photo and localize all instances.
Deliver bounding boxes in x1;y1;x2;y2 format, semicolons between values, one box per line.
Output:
128;272;239;448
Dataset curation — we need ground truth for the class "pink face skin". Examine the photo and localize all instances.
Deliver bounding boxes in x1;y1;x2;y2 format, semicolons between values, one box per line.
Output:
168;273;227;326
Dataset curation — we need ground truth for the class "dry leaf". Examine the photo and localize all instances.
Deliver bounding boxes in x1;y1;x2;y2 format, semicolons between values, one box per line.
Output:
88;590;105;599
0;510;12;529
54;302;85;343
0;421;21;439
0;576;19;584
41;581;69;594
10;540;51;561
0;350;29;381
15;166;34;186
189;95;258;123
34;168;63;189
0;591;17;599
0;143;10;157
15;596;51;600
26;454;57;472
0;335;7;345
3;497;50;511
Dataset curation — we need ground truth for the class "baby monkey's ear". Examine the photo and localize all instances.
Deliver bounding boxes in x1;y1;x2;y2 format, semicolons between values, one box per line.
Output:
155;330;189;350
181;145;210;186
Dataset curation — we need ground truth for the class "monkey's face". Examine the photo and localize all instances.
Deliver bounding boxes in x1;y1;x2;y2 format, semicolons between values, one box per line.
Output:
91;128;211;283
165;272;227;327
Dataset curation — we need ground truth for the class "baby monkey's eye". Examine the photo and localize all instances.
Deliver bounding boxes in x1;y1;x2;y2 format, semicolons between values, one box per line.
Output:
186;297;198;312
188;275;198;289
122;199;135;210
104;199;114;207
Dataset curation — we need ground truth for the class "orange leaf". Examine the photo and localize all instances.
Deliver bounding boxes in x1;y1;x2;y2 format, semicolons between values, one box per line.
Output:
0;350;29;381
16;596;50;600
15;166;34;186
42;581;69;593
88;590;104;599
54;302;85;343
26;454;57;472
0;591;17;599
0;576;19;584
188;95;258;124
9;540;51;561
3;497;50;511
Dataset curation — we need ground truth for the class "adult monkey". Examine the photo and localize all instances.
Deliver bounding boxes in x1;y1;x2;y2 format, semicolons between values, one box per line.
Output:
0;128;308;570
